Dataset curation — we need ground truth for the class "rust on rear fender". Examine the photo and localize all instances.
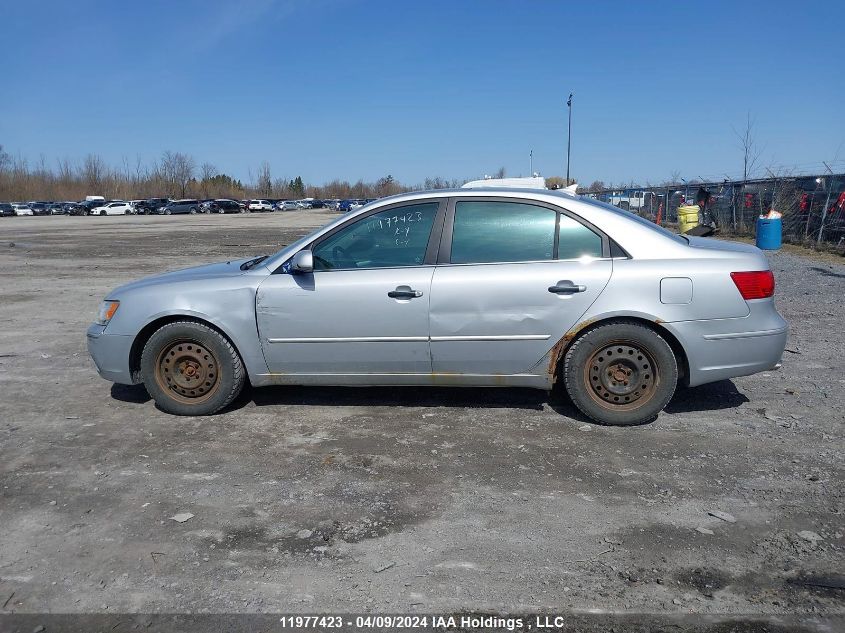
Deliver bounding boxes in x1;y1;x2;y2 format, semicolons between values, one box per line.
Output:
547;318;599;383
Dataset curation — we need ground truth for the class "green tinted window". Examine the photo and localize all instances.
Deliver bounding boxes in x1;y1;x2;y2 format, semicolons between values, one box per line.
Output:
558;214;603;259
313;202;438;270
451;201;556;264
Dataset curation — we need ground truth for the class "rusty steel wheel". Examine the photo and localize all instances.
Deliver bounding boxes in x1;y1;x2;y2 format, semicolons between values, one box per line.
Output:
584;342;659;411
563;321;678;426
154;340;221;404
141;321;245;416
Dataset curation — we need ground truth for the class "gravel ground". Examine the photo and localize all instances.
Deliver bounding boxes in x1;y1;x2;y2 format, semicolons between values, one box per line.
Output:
0;214;842;630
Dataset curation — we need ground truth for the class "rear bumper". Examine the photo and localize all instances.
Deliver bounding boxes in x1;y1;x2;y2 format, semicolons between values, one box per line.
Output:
86;324;135;384
664;300;788;387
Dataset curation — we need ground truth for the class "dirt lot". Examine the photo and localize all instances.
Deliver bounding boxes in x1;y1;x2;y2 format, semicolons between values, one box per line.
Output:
0;213;843;629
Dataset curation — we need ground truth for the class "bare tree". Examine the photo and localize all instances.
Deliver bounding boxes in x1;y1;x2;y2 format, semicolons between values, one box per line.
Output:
82;154;105;193
200;162;218;182
733;113;762;183
731;113;764;231
376;174;399;197
255;161;272;197
160;151;195;198
200;163;218;197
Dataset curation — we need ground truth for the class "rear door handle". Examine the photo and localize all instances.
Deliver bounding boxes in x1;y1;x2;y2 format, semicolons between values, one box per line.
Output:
548;280;586;294
388;285;423;299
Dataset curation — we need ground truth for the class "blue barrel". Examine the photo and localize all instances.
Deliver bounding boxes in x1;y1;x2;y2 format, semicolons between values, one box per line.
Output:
756;218;782;250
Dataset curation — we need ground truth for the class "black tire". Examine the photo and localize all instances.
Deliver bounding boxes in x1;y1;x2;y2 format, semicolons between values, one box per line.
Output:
140;321;245;416
164;209;171;215
190;207;197;214
562;321;677;426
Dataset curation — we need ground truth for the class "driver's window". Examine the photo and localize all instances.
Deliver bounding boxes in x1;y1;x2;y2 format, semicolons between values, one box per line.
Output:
312;202;438;270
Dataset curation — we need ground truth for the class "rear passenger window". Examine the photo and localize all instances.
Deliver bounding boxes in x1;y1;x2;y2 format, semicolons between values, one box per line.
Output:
558;214;603;259
450;201;556;264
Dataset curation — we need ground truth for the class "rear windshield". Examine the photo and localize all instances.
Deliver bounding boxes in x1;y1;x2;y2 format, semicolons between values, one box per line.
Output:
581;197;688;245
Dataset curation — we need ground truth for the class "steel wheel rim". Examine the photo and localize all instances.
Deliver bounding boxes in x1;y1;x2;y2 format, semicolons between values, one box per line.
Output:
154;339;221;404
584;340;659;411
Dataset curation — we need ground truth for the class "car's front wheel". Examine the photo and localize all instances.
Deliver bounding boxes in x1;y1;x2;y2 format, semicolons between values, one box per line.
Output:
563;321;678;426
140;321;245;415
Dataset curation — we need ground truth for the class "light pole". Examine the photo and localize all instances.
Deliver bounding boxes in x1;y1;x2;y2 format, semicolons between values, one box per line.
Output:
566;93;573;185
530;149;533;176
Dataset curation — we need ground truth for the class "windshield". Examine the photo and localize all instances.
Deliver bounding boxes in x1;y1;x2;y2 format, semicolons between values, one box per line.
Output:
581;197;688;245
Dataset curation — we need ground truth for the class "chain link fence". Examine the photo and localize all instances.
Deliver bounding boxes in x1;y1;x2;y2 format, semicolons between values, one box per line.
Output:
587;173;845;249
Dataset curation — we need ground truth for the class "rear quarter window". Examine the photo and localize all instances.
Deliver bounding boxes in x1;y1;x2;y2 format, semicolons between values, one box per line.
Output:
558;214;603;259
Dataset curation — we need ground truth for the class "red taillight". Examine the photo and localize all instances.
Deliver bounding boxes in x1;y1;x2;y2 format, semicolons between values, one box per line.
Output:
731;270;775;300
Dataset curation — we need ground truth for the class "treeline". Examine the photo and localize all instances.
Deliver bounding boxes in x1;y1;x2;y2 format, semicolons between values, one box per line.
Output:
0;147;466;202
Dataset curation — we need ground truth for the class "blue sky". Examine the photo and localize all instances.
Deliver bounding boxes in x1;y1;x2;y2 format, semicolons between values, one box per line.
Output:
3;0;844;187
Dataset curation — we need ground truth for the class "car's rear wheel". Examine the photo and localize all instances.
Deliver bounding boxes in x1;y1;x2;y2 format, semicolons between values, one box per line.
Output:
140;321;245;416
190;207;197;214
563;321;677;426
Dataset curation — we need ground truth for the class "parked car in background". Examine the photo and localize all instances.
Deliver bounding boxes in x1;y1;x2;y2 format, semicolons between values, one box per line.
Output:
207;199;242;214
87;187;788;424
349;199;366;211
65;202;86;216
92;201;135;216
28;202;51;216
0;203;15;217
12;203;34;216
248;199;274;212
157;199;200;215
136;198;171;215
337;199;355;213
278;200;299;211
49;202;68;215
310;199;324;209
79;199;106;215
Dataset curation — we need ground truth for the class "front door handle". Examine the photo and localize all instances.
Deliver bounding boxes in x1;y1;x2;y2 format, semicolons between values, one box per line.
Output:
548;280;587;294
388;285;423;299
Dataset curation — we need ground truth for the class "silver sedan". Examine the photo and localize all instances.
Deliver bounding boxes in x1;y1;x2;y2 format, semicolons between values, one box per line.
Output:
87;187;787;425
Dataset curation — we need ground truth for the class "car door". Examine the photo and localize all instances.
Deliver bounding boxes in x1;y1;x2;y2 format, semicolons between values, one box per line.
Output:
255;199;446;376
429;197;613;375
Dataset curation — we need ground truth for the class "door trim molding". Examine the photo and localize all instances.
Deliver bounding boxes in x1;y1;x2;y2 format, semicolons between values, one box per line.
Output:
267;336;429;344
267;334;550;344
430;334;551;342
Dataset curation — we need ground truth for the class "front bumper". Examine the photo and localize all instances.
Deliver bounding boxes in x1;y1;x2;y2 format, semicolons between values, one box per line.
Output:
86;324;135;384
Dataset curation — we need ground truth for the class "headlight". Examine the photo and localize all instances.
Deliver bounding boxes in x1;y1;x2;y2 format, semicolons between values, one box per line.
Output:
95;300;120;325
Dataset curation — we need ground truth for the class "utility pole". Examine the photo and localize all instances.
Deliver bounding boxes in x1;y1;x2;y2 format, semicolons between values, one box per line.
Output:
529;149;533;176
566;93;573;185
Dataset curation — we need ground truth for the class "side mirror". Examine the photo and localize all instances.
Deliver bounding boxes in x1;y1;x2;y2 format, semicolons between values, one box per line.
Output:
290;250;314;274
